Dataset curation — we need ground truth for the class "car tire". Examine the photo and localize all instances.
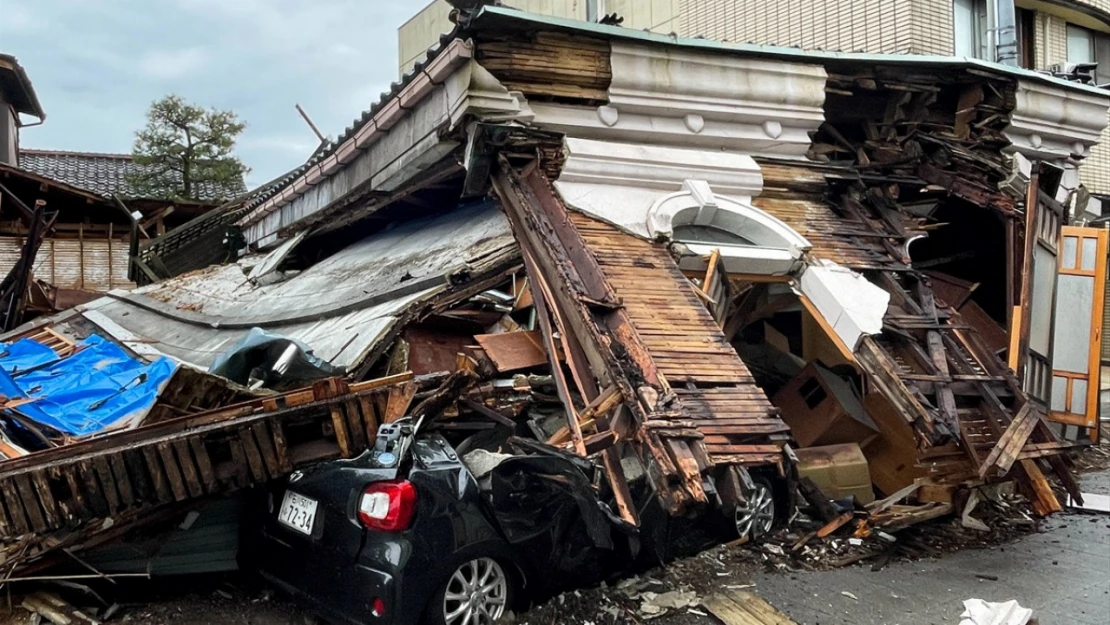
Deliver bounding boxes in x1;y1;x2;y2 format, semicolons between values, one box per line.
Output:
423;556;515;625
732;476;777;541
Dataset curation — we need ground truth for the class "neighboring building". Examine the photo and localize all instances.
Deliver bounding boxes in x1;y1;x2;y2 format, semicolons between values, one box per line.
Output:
0;54;44;167
399;0;1110;206
0;56;247;323
18;149;247;235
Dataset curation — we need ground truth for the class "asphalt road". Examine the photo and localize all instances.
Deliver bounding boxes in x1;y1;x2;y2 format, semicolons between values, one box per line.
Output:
754;469;1110;625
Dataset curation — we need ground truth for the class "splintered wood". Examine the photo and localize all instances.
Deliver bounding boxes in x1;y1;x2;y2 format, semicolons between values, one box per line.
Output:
803;66;1077;516
703;590;799;625
0;373;419;575
493;164;791;519
475;31;611;102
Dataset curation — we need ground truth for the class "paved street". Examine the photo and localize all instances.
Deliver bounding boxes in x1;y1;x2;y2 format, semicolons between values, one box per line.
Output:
756;469;1110;625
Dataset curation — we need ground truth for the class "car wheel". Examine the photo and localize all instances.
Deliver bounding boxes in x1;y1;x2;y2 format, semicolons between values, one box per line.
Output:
733;477;776;540
427;556;512;625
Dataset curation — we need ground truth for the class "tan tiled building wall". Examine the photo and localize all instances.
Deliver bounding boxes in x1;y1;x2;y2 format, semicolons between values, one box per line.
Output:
676;0;955;55
1028;8;1110;195
397;0;1110;194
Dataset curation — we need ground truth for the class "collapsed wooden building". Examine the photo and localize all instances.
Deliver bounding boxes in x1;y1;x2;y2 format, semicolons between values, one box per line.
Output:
0;5;1108;575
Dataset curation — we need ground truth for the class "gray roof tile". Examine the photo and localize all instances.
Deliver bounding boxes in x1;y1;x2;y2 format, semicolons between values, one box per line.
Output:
18;149;247;201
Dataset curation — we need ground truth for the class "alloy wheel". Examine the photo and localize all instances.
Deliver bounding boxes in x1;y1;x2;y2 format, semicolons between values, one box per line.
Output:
443;557;508;625
734;480;775;539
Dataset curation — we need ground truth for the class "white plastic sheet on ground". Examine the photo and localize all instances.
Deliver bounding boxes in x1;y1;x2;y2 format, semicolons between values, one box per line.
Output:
959;599;1033;625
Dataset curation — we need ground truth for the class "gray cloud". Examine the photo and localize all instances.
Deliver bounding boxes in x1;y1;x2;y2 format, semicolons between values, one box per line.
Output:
2;0;439;187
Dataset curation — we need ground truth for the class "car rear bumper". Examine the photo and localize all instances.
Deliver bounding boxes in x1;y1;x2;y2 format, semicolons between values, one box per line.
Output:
250;529;403;625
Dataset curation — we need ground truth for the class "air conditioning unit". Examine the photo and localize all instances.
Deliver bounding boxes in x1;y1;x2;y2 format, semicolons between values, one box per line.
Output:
1047;62;1098;84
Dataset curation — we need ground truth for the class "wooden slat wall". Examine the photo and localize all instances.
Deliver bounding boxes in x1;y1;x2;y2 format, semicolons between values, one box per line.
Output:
0;375;412;546
476;32;612;102
0;236;136;291
570;213;788;464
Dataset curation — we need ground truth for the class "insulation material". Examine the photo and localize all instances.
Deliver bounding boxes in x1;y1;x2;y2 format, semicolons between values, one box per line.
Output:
798;260;889;351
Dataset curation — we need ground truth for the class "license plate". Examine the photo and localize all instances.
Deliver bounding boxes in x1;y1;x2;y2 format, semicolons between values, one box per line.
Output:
277;491;318;535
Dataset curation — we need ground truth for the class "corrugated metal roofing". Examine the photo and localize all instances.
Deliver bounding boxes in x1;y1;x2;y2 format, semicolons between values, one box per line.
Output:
81;200;516;371
18;149;247;201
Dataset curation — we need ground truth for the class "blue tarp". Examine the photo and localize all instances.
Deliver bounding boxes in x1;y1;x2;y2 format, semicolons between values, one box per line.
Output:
0;335;178;437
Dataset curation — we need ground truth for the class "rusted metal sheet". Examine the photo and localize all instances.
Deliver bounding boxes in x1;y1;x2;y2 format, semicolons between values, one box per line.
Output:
474;330;547;372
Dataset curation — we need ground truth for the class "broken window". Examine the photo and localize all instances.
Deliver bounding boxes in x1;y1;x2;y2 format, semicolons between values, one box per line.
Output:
672;224;755;246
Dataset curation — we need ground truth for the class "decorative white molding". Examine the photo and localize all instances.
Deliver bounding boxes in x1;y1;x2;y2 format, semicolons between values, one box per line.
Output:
445;60;534;128
527;42;826;158
558;138;764;196
798;260;890;352
553;138;812;276
649;180;811;258
553;138;764;238
1003;78;1110;162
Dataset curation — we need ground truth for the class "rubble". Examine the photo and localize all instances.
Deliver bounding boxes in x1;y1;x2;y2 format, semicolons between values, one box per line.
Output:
0;4;1107;622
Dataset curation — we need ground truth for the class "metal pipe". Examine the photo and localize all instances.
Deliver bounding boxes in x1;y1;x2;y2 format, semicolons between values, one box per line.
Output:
996;0;1019;66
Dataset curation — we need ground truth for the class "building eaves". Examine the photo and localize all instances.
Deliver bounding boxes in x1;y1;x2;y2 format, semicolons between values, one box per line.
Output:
0;161;112;205
236;27;466;227
0;53;45;120
468;5;1110;98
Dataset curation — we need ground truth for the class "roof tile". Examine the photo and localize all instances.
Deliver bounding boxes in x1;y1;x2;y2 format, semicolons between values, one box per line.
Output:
17;149;247;201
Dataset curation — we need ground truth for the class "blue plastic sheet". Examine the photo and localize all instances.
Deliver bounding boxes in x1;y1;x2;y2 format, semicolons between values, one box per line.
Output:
0;335;178;437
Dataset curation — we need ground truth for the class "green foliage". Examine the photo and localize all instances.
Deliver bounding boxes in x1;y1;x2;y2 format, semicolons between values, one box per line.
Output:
126;95;247;201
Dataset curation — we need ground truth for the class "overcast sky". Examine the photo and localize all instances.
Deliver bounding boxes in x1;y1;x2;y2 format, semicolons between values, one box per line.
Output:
2;0;438;188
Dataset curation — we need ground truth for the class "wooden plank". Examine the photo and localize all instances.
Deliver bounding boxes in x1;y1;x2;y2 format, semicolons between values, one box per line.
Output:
817;512;854;538
227;437;252;489
238;429;268;482
979;402;1038;478
269;422;293;474
29;472;59;530
360;397;381;447
0;478;30;535
108;454;135;508
473;330;547;372
141;446;172;503
156;443;189;502
123;450;152;503
188;437;218;493
14;474;46;532
711;590;798;625
668;439;708;504
78;460;109;516
172;439;205;499
251;423;281;478
330;402;352;458
57;466;88;521
344;400;367;452
92;457;121;514
383;381;417;424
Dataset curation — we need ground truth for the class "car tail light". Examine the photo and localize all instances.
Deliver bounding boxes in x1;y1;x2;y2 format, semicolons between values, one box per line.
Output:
358;480;416;531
